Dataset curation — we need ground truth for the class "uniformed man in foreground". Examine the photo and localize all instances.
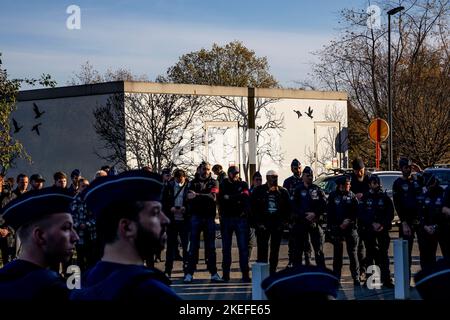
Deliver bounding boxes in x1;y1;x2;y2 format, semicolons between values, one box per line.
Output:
70;170;180;302
0;187;78;299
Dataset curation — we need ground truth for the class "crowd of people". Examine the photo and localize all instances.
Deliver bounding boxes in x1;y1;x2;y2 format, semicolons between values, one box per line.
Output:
0;157;449;300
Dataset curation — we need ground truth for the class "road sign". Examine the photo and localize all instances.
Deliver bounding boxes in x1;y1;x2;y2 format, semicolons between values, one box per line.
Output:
368;118;389;143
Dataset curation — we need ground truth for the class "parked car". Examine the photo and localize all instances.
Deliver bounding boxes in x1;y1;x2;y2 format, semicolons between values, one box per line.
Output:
423;167;450;190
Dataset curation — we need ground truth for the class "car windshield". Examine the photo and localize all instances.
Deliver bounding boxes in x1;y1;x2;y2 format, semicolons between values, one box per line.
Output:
314;176;337;194
376;175;400;191
424;170;450;187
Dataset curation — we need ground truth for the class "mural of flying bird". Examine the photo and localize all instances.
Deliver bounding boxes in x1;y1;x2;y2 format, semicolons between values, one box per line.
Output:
12;118;23;133
31;123;42;136
306;106;314;119
293;110;302;118
33;103;46;118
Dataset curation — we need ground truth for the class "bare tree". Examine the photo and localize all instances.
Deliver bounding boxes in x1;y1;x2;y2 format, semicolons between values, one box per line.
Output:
304;0;449;167
93;93;203;173
68;61;149;85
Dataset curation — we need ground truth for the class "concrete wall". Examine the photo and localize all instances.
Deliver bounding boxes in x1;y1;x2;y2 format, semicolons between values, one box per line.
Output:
11;81;347;185
9;94;116;183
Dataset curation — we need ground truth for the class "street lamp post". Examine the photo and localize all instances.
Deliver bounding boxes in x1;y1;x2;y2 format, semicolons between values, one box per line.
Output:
387;6;404;170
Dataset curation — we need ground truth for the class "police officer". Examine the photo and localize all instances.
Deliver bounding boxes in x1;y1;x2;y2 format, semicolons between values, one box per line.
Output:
251;170;290;275
70;170;180;302
0;187;78;299
417;175;448;270
350;157;370;279
393;157;423;274
218;166;250;282
327;175;360;284
292;166;326;268
358;175;394;287
283;159;311;267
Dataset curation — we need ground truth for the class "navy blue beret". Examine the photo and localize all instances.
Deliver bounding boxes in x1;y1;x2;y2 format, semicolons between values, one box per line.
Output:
82;170;164;219
415;258;450;300
261;265;339;300
302;166;313;176
336;175;350;186
0;187;74;230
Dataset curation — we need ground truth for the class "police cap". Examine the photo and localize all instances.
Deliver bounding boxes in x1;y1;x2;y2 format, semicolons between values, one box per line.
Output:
398;157;412;168
336;175;350;186
82;169;164;219
368;175;381;185
1;187;74;230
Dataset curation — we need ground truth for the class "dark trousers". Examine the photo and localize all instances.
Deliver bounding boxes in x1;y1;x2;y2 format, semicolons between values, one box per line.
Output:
332;228;359;280
361;229;391;282
288;227;311;266
399;223;419;276
165;220;190;274
417;226;450;271
256;226;283;275
221;216;249;275
292;222;325;268
186;215;218;275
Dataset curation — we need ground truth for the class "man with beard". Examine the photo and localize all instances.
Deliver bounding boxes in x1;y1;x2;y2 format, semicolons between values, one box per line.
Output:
70;170;179;302
184;162;223;283
0;187;78;299
218;166;250;282
349;157;370;279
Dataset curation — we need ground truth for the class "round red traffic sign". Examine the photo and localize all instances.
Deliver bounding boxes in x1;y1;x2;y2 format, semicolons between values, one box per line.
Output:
368;118;389;143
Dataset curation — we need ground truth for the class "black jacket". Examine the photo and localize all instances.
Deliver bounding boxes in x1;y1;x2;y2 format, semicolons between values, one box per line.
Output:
162;180;189;221
350;172;371;195
292;183;326;223
327;190;359;228
393;176;423;224
358;189;394;230
418;186;446;227
186;175;219;218
283;175;303;200
219;179;250;217
250;184;290;228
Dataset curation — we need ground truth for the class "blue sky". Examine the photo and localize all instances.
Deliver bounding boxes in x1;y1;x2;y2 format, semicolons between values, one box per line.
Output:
1;0;373;89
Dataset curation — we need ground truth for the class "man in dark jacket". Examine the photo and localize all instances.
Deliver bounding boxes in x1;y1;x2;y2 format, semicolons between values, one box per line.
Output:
358;175;394;287
184;162;222;283
162;169;190;277
251;170;290;275
283;159;311;267
393;157;423;275
417;175;448;270
327;175;360;284
292;166;327;268
219;166;250;281
212;164;227;185
350;157;370;278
